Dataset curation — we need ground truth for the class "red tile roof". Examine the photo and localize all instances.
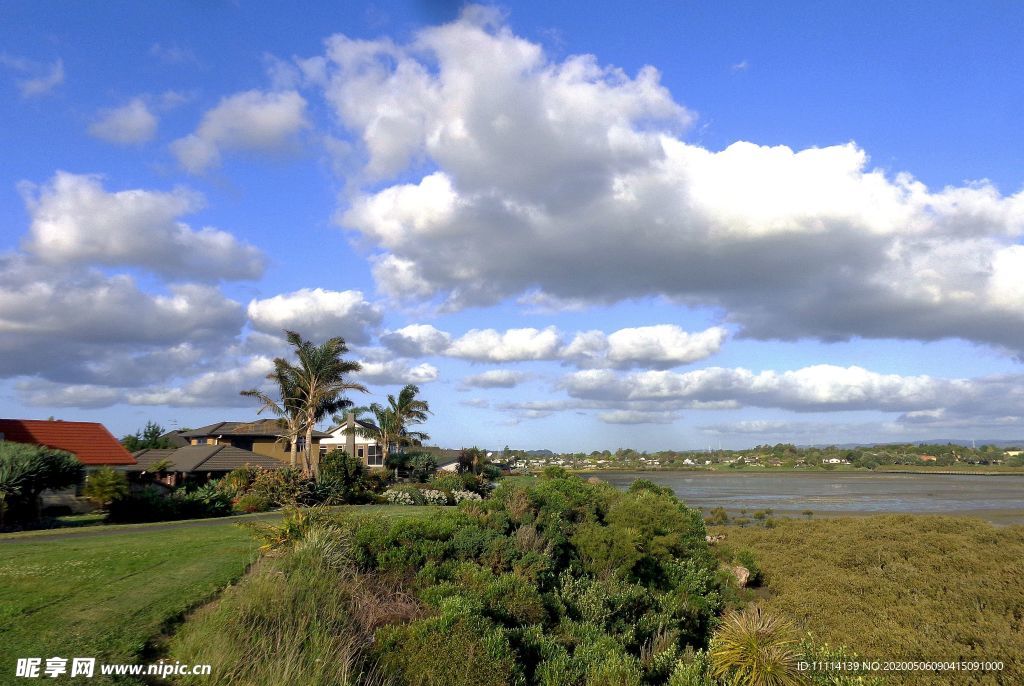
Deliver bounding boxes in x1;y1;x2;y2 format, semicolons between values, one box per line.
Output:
0;419;136;466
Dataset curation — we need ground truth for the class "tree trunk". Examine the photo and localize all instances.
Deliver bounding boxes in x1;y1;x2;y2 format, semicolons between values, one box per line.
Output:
289;431;298;470
305;423;317;479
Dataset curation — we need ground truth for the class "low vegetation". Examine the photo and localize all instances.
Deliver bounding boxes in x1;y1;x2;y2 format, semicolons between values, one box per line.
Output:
718;515;1024;685
171;472;862;686
0;521;257;685
0;441;82;528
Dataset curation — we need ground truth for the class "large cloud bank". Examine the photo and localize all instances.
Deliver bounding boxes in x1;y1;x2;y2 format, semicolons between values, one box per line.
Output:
310;8;1024;351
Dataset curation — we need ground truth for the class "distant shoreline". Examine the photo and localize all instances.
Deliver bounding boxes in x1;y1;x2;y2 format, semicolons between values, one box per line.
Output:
549;465;1024;477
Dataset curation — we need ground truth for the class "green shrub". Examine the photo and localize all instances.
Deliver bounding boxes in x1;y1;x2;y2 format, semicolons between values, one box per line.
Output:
216;472;734;686
107;483;233;523
0;442;83;525
216;465;260;498
107;486;178;523
233;492;272;514
82;467;128;509
706;507;730;526
375;603;522;686
405;451;438;483
318;449;371;504
430;471;487;494
248;467;315;506
734;549;763;586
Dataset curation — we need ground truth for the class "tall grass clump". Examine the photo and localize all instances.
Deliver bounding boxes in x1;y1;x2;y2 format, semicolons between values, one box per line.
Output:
171;514;420;686
709;607;804;686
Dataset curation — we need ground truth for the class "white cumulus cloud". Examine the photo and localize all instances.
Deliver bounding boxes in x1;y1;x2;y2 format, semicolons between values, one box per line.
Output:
356;360;439;385
460;369;528;388
171;89;309;173
563;325;726;369
247;288;382;344
447;326;562;362
20;172;264;281
379;323;453;357
88;98;158;144
1;54;64;97
314;9;1024;352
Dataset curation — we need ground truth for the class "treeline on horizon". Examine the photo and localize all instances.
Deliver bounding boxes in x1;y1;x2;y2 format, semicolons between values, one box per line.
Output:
495;442;1024;469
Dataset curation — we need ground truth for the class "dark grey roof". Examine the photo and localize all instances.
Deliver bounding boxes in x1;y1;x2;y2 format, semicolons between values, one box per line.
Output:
159;430;190;448
127;445;286;473
180;419;328;439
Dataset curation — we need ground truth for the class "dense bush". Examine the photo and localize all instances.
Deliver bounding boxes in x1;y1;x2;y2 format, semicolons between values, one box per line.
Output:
430;470;490;495
233;492;273;514
0;441;83;526
170;473;881;685
342;472;726;685
404;451;438;483
318;449;363;500
82;467;129;509
108;484;233;523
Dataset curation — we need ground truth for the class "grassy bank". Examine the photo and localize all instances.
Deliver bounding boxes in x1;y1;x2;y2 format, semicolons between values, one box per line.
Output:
0;521;258;684
716;515;1024;685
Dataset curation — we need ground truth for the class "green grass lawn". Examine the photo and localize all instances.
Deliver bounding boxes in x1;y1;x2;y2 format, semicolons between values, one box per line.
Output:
0;521;258;684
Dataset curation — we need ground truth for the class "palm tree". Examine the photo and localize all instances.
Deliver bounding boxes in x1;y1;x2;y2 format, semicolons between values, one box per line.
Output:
242;331;366;477
350;384;431;474
388;384;431;449
241;357;305;469
283;331;366;477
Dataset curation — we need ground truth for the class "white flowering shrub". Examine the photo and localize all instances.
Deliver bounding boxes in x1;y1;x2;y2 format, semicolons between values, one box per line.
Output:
452;490;483;503
421;489;451;505
383;489;416;505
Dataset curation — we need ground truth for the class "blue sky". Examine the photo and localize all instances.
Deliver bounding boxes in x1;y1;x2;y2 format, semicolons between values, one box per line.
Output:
2;1;1023;450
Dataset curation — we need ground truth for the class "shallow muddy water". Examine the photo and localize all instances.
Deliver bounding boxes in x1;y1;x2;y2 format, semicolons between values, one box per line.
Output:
587;471;1024;524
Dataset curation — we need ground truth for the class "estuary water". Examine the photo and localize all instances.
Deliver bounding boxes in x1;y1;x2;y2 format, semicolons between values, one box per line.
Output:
587;471;1024;524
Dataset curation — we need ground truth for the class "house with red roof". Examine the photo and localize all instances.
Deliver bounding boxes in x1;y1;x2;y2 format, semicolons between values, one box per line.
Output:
0;419;136;467
0;419;136;513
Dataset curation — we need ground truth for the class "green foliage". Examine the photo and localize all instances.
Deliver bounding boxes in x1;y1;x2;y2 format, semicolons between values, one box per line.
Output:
245;506;341;552
247;467;316;506
215;465;260;498
233;491;272;513
706;507;730;526
171;525;402;686
723;515;1024;685
405;451;438;483
82;467;129;509
107;484;233;523
709;606;803;686
431;470;490;495
318;449;373;503
376;602;521;686
734;549;763;587
0;441;83;525
120;421;172;451
341;474;724;685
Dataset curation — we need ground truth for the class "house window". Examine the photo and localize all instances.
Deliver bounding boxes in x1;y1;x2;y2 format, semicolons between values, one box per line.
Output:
292;437;306;453
194;438;208;445
357;447;364;458
319;445;328;458
367;445;384;467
